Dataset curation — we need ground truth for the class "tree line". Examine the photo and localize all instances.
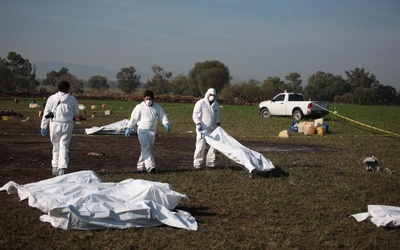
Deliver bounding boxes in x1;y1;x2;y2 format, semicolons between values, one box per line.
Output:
1;51;399;105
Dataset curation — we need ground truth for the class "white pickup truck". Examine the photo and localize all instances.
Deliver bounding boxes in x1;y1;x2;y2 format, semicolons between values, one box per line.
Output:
258;92;329;121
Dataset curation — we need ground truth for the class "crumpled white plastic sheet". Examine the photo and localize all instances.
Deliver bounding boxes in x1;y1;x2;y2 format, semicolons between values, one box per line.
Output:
85;119;134;135
204;127;275;173
0;170;197;231
350;205;400;228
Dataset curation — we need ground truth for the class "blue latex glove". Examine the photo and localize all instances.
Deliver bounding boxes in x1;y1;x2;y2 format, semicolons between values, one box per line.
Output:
164;123;170;132
40;128;47;136
196;124;202;132
125;128;131;138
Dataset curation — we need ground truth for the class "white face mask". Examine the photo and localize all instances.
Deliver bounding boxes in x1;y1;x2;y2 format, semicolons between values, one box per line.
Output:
208;95;215;102
145;99;153;106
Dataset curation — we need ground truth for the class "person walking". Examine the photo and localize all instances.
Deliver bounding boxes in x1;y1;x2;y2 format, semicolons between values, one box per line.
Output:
40;81;80;176
125;90;170;173
192;88;221;169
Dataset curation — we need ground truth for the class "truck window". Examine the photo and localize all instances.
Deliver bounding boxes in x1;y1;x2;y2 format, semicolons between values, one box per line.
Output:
288;94;305;101
273;94;285;102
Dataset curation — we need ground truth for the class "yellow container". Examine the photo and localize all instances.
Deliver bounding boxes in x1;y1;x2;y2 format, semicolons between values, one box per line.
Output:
278;130;289;138
304;122;315;135
2;116;9;121
317;126;324;135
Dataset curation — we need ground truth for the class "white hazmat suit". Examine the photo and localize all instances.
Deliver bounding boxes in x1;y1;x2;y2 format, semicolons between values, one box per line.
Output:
192;88;221;168
41;91;79;173
127;101;169;172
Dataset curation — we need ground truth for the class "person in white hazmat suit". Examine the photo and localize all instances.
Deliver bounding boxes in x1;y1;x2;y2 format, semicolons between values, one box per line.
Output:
192;88;221;169
40;81;80;176
125;90;170;173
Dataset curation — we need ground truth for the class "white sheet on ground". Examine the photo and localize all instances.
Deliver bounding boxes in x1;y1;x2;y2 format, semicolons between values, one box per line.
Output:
0;170;197;230
350;205;400;228
204;127;275;173
85;119;133;135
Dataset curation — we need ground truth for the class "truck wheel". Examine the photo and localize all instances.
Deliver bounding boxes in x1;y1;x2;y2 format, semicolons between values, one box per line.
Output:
261;108;271;118
292;110;303;121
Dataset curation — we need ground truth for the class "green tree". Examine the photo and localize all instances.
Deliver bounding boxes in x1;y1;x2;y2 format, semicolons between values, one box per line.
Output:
241;80;262;103
0;61;14;94
87;75;109;93
220;84;244;104
171;74;195;96
334;93;353;104
344;67;379;104
220;79;262;104
304;71;328;100
2;52;39;93
397;91;400;105
58;73;84;94
188;60;231;96
145;65;173;94
329;75;350;101
116;66;141;94
284;72;303;93
305;71;348;101
43;67;69;88
353;87;374;105
261;76;284;99
345;67;378;90
371;83;397;105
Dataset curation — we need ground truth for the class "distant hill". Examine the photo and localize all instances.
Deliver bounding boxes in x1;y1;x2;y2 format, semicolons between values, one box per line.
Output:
33;61;118;81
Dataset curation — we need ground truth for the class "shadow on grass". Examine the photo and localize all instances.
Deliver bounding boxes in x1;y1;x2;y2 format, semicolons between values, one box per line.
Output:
94;166;195;175
268;166;289;178
94;165;290;178
222;165;290;178
176;205;217;222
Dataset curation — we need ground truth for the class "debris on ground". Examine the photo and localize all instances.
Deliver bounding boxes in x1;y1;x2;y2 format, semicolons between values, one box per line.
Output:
21;117;30;122
0;109;23;118
278;129;289;138
363;156;379;172
385;168;394;175
87;152;107;157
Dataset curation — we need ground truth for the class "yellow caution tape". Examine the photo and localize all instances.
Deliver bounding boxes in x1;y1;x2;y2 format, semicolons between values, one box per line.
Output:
312;102;400;137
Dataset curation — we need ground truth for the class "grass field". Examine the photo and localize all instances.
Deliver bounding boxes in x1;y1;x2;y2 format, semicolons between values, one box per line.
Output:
5;97;399;137
1;97;400;249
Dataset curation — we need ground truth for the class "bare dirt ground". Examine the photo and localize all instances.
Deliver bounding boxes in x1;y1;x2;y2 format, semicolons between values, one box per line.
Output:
0;119;196;185
0;115;337;186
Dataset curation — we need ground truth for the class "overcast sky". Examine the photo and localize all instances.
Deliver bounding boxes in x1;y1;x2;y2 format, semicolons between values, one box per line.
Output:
1;0;399;90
